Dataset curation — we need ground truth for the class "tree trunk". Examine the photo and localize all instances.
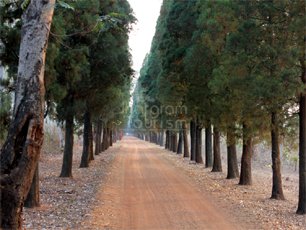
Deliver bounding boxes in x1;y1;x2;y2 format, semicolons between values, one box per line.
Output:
102;127;107;152
24;165;40;208
119;130;123;140
298;65;306;214
271;112;285;200
110;129;113;147
60;98;74;177
190;120;196;161
177;130;183;154
99;123;103;153
113;128;116;143
183;122;189;158
165;130;169;149
107;126;110;150
173;133;177;153
88;115;94;162
205;123;213;167
226;132;239;179
80;106;91;168
212;127;222;172
168;130;170;148
0;1;55;228
169;131;173;151
95;118;101;155
195;124;203;164
239;124;252;185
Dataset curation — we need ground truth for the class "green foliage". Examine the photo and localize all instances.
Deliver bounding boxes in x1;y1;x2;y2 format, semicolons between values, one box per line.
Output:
56;0;74;11
96;13;124;32
1;0;135;141
46;0;135;131
131;0;305;146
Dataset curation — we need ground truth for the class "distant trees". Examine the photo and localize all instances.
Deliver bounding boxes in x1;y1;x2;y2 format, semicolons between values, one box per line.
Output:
130;0;305;214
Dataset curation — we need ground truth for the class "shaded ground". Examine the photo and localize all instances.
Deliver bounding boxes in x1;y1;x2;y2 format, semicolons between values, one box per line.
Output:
23;142;122;229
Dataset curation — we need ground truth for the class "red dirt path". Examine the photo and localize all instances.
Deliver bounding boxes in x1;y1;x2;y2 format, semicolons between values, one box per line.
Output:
86;137;244;229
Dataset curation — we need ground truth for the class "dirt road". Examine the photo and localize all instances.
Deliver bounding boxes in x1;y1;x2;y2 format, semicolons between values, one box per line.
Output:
87;137;243;229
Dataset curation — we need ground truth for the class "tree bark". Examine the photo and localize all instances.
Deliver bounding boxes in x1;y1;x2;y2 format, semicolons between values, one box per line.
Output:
190;120;196;161
239;124;252;185
107;125;110;149
119;130;123;140
60;97;74;177
169;131;172;151
205;123;213;168
0;1;55;228
212;127;222;172
80;105;91;168
24;164;40;208
110;129;113;147
177;130;183;154
99;123;103;153
183;122;189;158
113;128;116;143
271;112;285;200
172;132;177;153
165;130;169;149
89;112;94;161
160;129;164;146
297;63;306;214
102;127;107;151
195;124;203;164
226;132;239;179
95;118;101;155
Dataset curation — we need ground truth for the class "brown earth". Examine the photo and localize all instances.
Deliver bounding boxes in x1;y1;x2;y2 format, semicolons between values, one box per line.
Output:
23;135;306;229
85;137;250;229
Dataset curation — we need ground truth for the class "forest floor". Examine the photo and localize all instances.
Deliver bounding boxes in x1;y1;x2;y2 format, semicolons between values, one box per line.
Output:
23;136;306;229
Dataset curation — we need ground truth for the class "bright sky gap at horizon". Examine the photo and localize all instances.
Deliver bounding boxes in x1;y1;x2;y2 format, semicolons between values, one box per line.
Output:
128;0;163;79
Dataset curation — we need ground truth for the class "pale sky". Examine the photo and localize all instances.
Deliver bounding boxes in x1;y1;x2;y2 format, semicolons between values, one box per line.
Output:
128;0;163;77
